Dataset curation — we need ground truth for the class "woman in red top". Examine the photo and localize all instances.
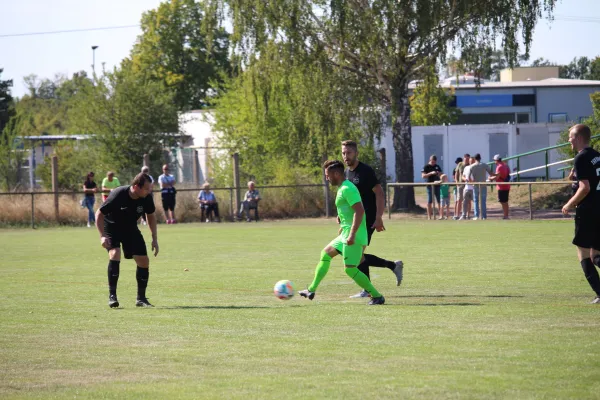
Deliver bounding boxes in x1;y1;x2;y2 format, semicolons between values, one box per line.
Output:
489;155;511;219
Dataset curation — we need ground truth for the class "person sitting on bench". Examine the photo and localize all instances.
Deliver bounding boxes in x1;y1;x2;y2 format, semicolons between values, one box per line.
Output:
198;183;220;222
238;181;260;222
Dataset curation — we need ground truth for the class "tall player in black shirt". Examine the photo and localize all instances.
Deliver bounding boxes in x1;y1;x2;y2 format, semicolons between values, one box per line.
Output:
561;124;600;304
342;141;404;298
95;173;159;308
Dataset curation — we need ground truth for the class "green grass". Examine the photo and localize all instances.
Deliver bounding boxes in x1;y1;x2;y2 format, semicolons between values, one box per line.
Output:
1;219;600;399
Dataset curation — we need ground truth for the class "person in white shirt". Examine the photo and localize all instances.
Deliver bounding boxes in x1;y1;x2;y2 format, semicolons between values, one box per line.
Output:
158;164;177;224
460;161;474;220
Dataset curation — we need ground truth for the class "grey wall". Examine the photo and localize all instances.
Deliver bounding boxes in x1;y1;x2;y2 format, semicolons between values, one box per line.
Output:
536;86;600;123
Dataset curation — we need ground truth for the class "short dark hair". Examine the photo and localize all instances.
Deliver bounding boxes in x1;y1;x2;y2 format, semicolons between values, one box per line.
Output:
341;140;358;151
430;155;437;161
571;124;592;142
323;160;345;174
474;153;481;161
464;153;471;158
132;173;152;188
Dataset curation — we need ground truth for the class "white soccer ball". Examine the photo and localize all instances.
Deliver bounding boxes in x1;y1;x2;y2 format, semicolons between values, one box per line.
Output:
274;280;295;300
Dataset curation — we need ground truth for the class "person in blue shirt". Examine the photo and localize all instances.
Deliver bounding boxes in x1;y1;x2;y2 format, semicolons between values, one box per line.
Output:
198;183;220;222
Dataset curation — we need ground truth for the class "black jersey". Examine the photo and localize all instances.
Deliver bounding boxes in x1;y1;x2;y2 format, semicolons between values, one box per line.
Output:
99;186;155;230
345;162;379;223
573;147;600;212
422;163;442;183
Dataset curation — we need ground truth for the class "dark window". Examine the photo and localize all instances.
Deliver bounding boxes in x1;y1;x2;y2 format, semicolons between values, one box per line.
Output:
457;113;515;125
516;113;530;123
512;94;535;106
448;96;457;107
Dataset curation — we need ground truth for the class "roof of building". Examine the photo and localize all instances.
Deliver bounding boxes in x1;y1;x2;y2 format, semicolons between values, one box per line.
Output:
408;77;600;90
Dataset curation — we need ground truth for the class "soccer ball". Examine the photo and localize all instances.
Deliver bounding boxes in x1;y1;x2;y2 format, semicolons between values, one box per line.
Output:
274;280;295;300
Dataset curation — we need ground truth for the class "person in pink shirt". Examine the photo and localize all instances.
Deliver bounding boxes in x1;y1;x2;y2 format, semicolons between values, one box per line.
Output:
489;154;511;219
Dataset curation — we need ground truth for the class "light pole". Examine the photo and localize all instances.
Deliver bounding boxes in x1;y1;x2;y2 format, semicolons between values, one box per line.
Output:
91;45;99;75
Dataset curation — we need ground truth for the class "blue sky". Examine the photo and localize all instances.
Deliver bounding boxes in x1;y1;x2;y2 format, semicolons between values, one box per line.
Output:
1;0;599;98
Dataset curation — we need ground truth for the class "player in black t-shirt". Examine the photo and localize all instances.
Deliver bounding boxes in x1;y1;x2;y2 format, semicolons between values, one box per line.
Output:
341;141;404;298
561;124;600;304
421;155;443;220
95;173;159;308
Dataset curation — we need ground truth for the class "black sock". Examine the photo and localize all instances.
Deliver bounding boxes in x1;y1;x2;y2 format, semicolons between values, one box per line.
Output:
136;267;149;300
107;260;120;296
580;258;600;296
593;255;600;268
357;259;370;280
364;254;396;270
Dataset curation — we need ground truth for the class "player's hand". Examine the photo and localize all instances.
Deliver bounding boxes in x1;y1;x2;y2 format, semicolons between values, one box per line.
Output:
372;217;385;232
152;240;159;257
346;234;355;246
100;236;111;249
561;204;572;216
336;215;340;224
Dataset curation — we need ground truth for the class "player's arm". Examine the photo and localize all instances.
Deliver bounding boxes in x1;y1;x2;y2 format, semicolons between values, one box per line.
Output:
348;202;365;245
421;169;428;179
372;184;386;231
563;179;590;214
146;213;159;256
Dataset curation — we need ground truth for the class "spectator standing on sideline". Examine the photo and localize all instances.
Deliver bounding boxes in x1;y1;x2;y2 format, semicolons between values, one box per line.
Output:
452;157;462;219
454;154;471;220
102;172;121;203
461;161;475;220
198;183;221;222
83;172;98;228
489;155;511;219
435;174;451;220
158;164;177;224
469;154;492;220
239;181;260;221
421;155;442;220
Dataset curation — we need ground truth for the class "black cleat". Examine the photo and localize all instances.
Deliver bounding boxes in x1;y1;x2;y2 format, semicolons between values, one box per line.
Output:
368;296;385;305
136;298;154;308
108;294;119;308
299;289;315;300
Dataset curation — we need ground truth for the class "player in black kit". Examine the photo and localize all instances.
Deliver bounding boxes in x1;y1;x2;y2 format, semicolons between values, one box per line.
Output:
561;124;600;304
341;140;404;298
95;173;159;308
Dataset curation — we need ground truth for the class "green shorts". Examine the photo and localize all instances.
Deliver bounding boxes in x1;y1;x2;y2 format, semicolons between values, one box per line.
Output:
327;235;364;266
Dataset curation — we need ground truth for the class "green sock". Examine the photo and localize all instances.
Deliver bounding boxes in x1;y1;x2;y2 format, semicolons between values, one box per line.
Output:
345;267;382;298
308;252;332;292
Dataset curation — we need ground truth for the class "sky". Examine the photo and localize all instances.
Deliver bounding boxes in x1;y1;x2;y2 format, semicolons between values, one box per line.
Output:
1;0;600;98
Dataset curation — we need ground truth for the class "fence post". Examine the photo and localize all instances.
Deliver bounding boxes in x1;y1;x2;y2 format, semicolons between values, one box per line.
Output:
232;153;241;215
516;157;520;182
229;188;234;222
31;193;35;229
545;150;549;181
387;185;391;220
192;149;199;185
528;183;533;220
143;153;150;169
51;156;59;221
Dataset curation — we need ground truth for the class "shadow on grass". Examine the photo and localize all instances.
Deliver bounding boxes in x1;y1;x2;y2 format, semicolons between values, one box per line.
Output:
392;294;523;299
158;305;272;310
405;302;482;307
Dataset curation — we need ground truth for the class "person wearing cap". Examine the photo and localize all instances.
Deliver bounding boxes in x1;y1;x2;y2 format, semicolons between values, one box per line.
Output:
101;171;121;203
198;182;220;222
82;172;98;228
489;154;511;219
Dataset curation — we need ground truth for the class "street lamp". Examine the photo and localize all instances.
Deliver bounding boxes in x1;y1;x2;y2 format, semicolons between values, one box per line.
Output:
91;45;99;75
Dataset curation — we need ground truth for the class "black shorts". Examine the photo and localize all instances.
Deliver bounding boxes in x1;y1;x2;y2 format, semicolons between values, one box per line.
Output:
498;190;509;203
161;193;176;211
573;209;600;250
105;228;147;259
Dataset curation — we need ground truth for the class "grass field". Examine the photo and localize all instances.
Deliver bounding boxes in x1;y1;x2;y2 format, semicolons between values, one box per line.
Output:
1;219;600;399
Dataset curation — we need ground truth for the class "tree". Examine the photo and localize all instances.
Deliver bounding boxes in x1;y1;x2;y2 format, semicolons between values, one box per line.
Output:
206;0;556;210
530;57;557;67
557;92;600;160
410;70;461;126
0;68;14;134
560;57;591;80
130;0;231;110
68;63;180;180
587;57;600;81
444;48;528;81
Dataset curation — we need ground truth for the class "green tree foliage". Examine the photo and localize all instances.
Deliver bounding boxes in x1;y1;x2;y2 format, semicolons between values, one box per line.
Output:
587;57;600;81
0;69;24;191
445;49;529;81
410;71;461;126
557;92;600;160
0;68;14;133
206;0;556;210
560;57;591;80
130;0;231;110
68;64;180;180
212;41;377;184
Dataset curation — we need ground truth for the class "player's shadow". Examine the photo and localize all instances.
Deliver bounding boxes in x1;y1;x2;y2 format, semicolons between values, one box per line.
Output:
405;302;482;307
392;294;523;299
158;305;272;310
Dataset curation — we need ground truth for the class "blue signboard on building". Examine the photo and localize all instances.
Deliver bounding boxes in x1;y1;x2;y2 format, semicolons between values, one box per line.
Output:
456;94;513;108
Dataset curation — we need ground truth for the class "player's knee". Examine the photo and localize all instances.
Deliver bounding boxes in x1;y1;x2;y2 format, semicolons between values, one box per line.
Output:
344;266;358;278
319;251;332;262
135;256;150;268
109;248;121;261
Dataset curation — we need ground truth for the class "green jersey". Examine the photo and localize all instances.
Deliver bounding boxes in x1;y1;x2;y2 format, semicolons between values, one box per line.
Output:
440;183;449;198
336;180;368;245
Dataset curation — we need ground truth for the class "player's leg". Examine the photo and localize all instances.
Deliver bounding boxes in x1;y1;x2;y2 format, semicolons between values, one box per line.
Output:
300;240;340;300
124;231;153;307
344;245;384;305
169;195;177;223
107;246;121;308
481;186;487;219
577;246;600;302
426;186;433;219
